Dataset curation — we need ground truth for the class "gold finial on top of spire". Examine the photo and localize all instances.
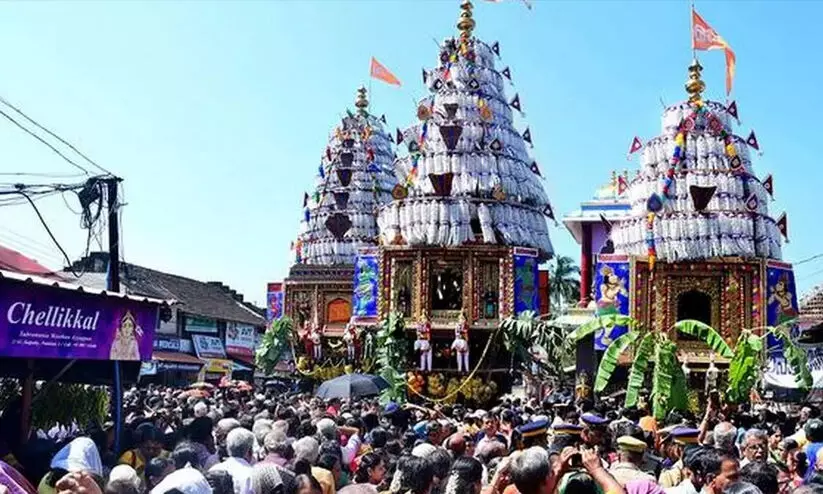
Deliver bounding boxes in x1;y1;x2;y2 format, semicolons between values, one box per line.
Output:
457;0;475;41
355;86;368;114
685;58;706;103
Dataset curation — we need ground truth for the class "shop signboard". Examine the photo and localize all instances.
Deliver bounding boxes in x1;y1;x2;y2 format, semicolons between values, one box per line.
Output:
199;358;233;382
0;278;158;361
185;315;217;334
192;334;226;359
153;336;194;355
226;323;255;357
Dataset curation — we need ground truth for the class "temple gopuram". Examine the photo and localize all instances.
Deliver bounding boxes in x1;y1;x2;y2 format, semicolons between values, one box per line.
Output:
587;60;794;383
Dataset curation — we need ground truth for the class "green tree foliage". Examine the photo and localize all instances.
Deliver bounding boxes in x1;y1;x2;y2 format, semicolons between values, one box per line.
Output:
255;317;294;375
548;256;581;313
500;310;572;379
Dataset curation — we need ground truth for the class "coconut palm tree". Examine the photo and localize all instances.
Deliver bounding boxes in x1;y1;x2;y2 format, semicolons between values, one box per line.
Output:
548;255;581;313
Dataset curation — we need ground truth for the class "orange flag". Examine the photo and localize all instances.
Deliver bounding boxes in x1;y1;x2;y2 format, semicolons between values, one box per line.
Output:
370;57;401;87
691;8;736;95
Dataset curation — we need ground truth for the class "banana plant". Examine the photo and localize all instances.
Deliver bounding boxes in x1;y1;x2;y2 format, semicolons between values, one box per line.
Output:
500;310;572;378
569;315;732;420
726;320;812;403
255;317;294;375
376;311;408;403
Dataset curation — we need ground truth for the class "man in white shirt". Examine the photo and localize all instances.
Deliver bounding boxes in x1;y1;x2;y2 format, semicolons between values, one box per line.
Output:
210;428;255;494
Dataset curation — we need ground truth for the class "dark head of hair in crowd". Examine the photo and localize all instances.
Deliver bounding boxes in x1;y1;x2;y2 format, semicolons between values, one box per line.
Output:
740;461;778;494
105;480;140;494
204;470;234;494
293;458;313;476
187;417;213;444
428;447;453;481
396;456;435;494
686;447;736;491
355;452;383;484
317;453;340;473
370;427;388;449
146;457;173;487
294;473;322;494
172;441;202;470
298;420;316;438
444;456;484;494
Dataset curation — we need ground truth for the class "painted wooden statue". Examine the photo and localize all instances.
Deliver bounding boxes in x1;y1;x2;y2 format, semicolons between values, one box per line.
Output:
414;311;433;372
451;311;470;373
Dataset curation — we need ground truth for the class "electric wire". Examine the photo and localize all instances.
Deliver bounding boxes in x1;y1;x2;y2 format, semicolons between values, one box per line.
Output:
0;95;114;177
0;107;90;175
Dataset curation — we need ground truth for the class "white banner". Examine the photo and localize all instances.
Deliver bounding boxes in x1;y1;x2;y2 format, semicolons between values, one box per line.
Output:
192;334;226;359
226;323;256;357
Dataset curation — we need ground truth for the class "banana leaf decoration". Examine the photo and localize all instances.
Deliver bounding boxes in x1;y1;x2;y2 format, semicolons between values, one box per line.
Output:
673;319;734;358
255;317;294;375
726;331;763;403
770;326;813;390
624;333;655;407
651;339;678;420
568;314;637;342
594;330;640;392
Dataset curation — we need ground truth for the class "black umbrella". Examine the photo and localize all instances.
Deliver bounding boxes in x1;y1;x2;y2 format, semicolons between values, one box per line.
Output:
315;373;390;400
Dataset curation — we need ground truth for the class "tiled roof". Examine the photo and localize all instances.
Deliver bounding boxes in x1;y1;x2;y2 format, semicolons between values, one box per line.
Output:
800;284;823;325
64;254;265;327
0;244;64;279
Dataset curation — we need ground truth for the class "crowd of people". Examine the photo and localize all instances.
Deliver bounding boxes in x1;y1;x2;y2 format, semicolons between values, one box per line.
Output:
2;383;823;494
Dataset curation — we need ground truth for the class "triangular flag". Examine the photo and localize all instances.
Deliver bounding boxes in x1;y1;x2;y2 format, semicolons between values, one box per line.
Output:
543;203;555;220
746;131;760;150
627;136;643;159
428;173;455;197
491;41;500;56
509;94;521;112
776;213;788;241
302;192;309;208
522;127;532;146
501;67;511;81
370;57;401;86
388;133;394;144
530;161;541;176
690;185;717;211
727;101;739;121
422;68;428;84
745;193;759;212
396;128;404;144
762;174;773;198
380;114;387;124
617;175;629;195
439;125;463;151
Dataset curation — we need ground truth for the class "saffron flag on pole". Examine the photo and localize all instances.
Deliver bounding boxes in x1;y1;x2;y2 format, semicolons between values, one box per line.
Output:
370;57;401;87
691;8;736;95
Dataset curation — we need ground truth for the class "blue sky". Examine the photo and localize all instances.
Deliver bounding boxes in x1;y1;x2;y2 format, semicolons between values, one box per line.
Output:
0;0;821;306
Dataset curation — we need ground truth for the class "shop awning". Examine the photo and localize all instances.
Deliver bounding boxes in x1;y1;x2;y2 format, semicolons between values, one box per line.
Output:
153;351;205;372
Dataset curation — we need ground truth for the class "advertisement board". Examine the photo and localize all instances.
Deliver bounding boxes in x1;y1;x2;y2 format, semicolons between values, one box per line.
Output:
0;279;158;361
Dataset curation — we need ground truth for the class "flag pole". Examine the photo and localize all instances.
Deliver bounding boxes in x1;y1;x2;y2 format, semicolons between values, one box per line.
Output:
690;0;697;59
368;60;373;114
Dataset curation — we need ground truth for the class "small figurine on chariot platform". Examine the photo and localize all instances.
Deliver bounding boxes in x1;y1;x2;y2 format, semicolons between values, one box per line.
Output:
343;321;358;362
414;311;432;372
451;311;470;373
310;323;323;361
